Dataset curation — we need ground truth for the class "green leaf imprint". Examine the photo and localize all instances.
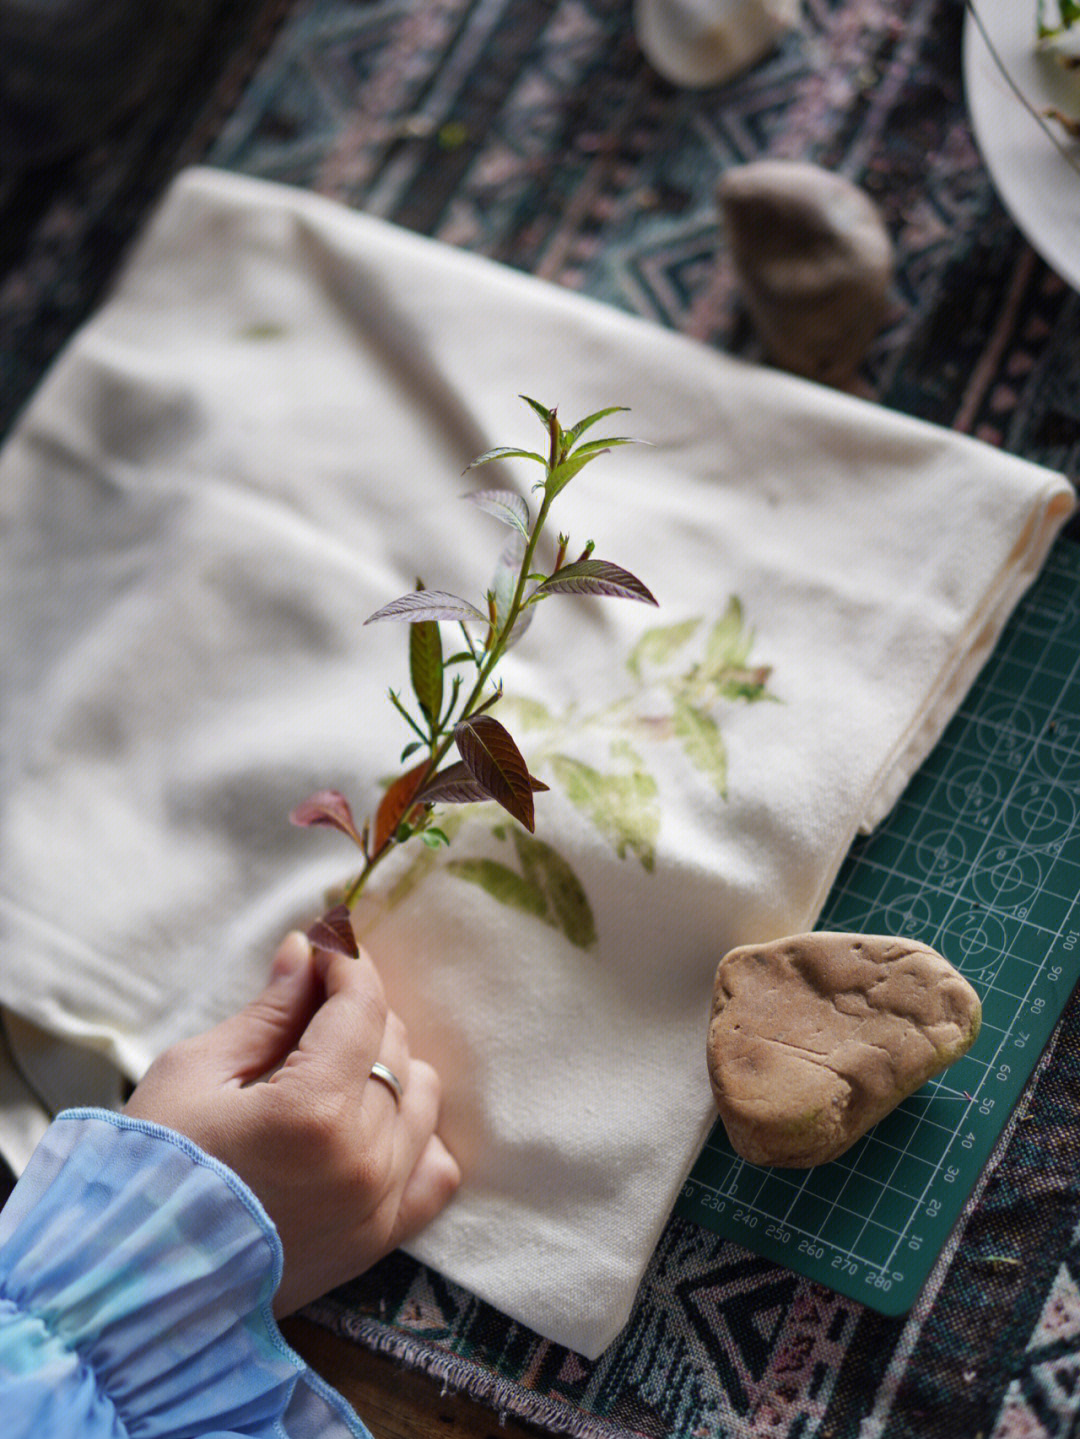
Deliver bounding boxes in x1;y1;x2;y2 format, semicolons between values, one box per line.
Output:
627;618;702;678
672;697;728;797
549;751;659;871
702;596;753;677
512;830;597;949
501;695;564;730
445;858;550;919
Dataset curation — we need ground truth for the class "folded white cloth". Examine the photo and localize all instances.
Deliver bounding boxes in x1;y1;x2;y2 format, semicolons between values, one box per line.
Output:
0;167;1072;1358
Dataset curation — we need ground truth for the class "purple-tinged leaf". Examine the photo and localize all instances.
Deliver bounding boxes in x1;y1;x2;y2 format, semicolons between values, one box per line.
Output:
415;761;492;807
373;760;430;854
307;904;359;958
417;760;549;807
365;591;486;625
465;489;531;536
465;446;547;473
503;600;535;651
491;530;526;632
289;790;366;849
455;714;538;832
409;619;443;721
535;559;658;605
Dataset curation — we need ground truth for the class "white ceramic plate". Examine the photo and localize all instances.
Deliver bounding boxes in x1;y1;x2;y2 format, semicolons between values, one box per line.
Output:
963;0;1080;289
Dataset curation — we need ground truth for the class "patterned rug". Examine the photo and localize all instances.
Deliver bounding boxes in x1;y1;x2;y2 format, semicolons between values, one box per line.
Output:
5;2;1080;1435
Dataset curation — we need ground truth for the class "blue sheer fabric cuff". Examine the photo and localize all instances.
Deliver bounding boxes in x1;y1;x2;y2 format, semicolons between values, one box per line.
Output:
0;1108;371;1438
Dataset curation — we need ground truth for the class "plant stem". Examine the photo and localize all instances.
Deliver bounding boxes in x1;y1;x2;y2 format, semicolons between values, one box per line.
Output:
340;482;556;910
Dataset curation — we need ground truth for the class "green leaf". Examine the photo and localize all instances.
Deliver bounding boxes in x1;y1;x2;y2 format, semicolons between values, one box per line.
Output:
672;697;728;797
563;406;630;449
409;619;443;723
570;436;637;456
519;395;553;427
455;714;537;831
549;751;659;870
536;559;658;605
465;447;547;472
627;618;702;677
445;858;550;919
512;830;597;949
400;740;423;761
421;827;451;848
545;449;603;500
465;488;531;535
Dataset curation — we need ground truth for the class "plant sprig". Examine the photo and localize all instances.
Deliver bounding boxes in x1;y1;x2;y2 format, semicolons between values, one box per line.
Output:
290;396;657;955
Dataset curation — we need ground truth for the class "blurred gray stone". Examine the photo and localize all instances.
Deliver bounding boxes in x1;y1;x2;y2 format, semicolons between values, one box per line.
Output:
718;160;895;388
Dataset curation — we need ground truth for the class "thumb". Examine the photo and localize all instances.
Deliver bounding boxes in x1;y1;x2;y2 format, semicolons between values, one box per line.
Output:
199;931;321;1085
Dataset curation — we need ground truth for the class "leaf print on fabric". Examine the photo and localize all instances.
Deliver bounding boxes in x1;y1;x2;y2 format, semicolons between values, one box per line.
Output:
549;749;660;871
512;829;597;949
367;596;773;944
672;697;728;796
702;596;754;675
375;806;596;949
444;857;550;919
633;596;776;718
626;618;702;678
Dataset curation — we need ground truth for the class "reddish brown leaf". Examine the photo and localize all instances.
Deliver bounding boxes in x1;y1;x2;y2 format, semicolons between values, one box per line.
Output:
289;790;365;849
417;760;549;808
373;760;430;853
307;904;359;958
415;761;491;806
454;715;538;831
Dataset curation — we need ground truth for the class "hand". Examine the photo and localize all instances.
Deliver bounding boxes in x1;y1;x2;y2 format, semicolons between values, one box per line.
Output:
123;931;460;1316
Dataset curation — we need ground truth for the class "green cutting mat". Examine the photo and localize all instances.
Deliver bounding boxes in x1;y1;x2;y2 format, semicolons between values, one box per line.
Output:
676;533;1080;1317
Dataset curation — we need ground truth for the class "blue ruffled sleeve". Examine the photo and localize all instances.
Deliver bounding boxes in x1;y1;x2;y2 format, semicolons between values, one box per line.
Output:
0;1108;372;1438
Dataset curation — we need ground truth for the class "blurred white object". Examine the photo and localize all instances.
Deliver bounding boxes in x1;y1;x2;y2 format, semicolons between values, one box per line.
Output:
633;0;801;87
964;0;1080;291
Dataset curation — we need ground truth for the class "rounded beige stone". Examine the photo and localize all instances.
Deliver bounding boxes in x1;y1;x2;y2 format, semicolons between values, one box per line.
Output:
706;931;981;1167
717;160;894;388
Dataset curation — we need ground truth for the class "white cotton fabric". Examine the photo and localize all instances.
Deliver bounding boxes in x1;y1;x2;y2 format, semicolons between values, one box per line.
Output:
0;167;1072;1358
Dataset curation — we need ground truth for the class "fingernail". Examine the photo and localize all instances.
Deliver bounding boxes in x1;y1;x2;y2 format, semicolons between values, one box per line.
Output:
272;930;313;978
